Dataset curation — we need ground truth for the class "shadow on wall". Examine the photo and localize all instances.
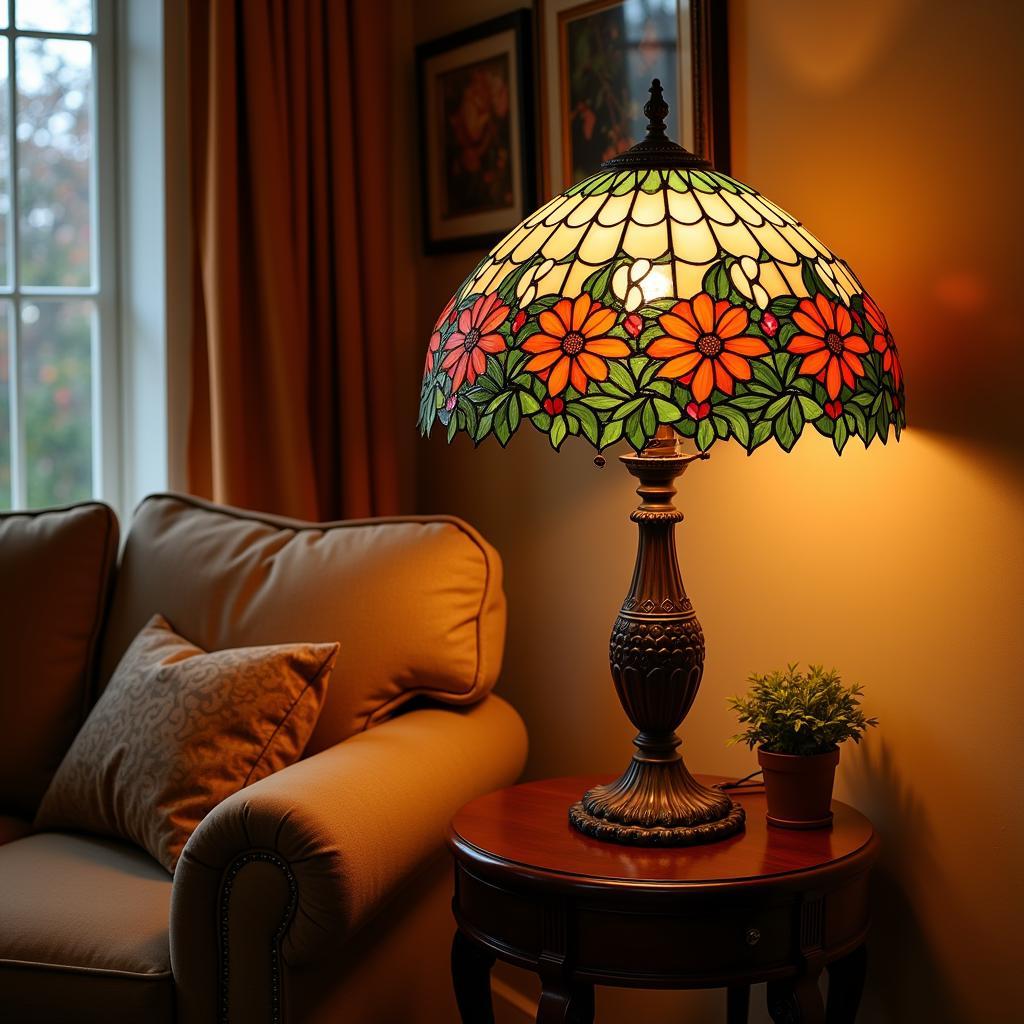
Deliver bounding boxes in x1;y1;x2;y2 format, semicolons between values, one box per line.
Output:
846;739;963;1024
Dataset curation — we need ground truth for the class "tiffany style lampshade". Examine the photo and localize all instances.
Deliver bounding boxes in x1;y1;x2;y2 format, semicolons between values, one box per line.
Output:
418;81;904;845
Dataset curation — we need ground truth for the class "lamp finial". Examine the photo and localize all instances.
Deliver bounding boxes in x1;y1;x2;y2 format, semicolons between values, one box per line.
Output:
644;78;669;138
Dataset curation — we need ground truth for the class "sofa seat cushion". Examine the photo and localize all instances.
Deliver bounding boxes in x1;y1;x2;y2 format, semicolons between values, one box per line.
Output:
99;494;506;752
0;833;173;1022
0;502;119;816
0;814;31;846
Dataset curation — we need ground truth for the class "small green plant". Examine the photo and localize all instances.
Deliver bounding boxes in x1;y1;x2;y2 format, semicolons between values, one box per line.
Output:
728;664;878;756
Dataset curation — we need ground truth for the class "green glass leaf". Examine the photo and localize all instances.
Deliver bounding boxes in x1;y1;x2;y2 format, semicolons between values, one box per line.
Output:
612;173;638;196
625;410;647;452
777;322;799;347
568;402;599;443
640;169;663;194
666;170;689;193
462;401;479;435
797;396;823;419
641;401;657;437
607;360;637;394
732;394;770;412
599;419;624;449
446;416;458;442
695;418;715;451
507;398;522;434
775;410;797;451
714;404;751;446
751;360;784;391
833;417;849;454
750;419;773;449
611;396;646;422
550;415;568;449
770;296;799;316
788;400;804;436
703;261;730;300
801;261;838;303
652;397;682;423
484;391;512;415
494;406;512;446
474;412;494;443
518;391;541;415
582;394;621;410
688;170;716;194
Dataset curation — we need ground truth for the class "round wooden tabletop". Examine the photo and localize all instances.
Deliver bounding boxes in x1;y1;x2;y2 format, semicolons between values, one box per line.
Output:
449;774;876;892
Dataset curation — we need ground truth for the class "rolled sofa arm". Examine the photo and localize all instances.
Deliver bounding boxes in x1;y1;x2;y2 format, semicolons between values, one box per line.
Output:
169;695;527;1024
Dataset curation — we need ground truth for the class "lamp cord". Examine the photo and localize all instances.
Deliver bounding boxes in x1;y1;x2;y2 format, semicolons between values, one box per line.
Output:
716;769;763;791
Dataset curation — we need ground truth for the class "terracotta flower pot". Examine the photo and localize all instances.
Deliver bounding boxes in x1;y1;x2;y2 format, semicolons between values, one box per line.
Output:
757;746;840;829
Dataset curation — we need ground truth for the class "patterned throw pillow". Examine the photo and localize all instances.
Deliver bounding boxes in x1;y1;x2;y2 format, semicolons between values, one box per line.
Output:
35;615;338;873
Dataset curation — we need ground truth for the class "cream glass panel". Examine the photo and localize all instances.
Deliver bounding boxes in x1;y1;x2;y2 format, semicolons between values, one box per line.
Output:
631;190;668;226
595;192;634;227
622;220;670;260
542;222;588;260
667;189;704;225
670;219;718;263
710;219;760;258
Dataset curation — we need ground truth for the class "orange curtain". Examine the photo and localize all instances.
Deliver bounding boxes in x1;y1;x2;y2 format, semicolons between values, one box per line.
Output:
186;0;402;520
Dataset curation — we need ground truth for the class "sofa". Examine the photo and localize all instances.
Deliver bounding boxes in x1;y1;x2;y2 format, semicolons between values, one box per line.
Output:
0;494;528;1023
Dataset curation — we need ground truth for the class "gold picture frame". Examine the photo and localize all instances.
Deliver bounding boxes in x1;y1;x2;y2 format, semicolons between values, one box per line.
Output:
537;0;729;199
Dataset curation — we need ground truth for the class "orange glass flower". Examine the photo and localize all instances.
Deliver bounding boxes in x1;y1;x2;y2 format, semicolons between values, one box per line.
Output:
647;292;770;401
522;294;631;396
440;293;509;393
862;293;903;391
787;294;870;400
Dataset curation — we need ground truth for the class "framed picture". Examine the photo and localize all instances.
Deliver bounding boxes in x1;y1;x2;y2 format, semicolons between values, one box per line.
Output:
537;0;729;197
417;11;537;254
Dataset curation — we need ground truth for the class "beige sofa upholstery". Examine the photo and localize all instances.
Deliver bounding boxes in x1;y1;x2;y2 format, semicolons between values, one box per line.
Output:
0;495;528;1023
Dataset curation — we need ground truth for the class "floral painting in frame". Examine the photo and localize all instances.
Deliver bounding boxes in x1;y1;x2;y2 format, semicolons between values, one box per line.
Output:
537;0;729;196
418;11;537;254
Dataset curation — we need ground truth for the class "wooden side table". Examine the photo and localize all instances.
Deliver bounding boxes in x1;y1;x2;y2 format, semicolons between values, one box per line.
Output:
448;775;878;1023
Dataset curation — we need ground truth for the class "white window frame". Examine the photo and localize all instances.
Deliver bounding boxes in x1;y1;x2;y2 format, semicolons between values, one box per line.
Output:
1;0;122;511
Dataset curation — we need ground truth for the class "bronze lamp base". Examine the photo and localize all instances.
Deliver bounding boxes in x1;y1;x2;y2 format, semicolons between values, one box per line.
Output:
568;427;745;846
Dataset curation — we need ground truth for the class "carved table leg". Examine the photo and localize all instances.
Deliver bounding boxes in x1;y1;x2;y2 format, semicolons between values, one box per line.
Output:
826;945;867;1023
727;983;751;1023
451;929;496;1024
536;979;595;1024
767;972;825;1024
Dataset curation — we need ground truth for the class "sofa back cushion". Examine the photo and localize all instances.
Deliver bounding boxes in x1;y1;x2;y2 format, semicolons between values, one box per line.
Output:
99;494;506;752
0;502;118;815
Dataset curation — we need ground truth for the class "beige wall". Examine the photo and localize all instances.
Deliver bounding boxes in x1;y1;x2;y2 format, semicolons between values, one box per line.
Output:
411;1;1024;1021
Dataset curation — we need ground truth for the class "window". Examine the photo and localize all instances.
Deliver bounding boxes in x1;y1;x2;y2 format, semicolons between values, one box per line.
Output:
0;0;117;510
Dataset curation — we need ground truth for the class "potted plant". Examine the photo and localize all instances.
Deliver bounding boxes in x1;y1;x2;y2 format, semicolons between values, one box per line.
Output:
728;664;878;829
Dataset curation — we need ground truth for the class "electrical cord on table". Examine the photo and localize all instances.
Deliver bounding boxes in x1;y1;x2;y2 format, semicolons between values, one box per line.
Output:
715;769;763;791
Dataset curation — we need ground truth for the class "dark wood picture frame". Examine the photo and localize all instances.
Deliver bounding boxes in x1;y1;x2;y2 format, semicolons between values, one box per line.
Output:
536;0;730;197
417;11;537;255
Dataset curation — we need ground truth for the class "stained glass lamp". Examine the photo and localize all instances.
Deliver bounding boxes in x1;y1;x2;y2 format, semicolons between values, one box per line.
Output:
419;81;904;845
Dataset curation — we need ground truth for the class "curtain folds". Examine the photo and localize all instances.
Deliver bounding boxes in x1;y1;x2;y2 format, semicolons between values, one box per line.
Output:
186;0;402;520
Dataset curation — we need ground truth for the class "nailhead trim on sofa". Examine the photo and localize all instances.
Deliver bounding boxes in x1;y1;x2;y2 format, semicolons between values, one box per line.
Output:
217;850;298;1024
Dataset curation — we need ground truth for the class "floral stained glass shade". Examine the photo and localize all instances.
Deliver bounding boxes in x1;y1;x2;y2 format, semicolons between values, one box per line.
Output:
419;114;904;456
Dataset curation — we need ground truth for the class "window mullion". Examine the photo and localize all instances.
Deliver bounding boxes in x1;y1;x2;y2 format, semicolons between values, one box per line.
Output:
6;23;24;507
